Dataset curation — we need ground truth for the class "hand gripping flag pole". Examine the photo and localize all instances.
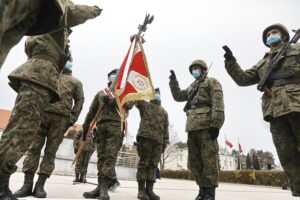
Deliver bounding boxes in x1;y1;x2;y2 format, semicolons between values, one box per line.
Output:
72;103;105;165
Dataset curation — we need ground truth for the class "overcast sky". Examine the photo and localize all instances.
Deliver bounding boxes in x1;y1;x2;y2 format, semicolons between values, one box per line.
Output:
0;0;299;164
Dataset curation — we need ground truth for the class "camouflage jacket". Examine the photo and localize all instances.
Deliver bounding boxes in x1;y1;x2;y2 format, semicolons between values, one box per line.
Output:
0;0;102;67
169;77;225;132
73;130;94;152
44;71;84;124
7;3;101;102
135;100;169;145
225;43;300;122
82;90;123;131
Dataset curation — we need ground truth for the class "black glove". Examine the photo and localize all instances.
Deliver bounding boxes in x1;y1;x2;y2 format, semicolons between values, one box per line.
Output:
82;128;88;141
222;45;236;61
208;127;219;140
103;95;110;104
169;70;177;80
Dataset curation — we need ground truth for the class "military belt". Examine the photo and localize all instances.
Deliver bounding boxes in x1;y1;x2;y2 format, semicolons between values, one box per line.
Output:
270;77;300;87
190;103;210;110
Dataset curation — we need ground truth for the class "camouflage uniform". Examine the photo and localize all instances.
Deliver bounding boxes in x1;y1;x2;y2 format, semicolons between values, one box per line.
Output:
74;130;95;175
0;1;100;175
134;98;169;200
0;4;100;199
0;0;102;68
224;24;300;197
135;100;169;182
169;59;224;193
83;90;124;183
22;71;84;177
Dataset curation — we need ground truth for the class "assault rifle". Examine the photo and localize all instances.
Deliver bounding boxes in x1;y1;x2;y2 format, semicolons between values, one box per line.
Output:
257;29;300;96
183;63;212;112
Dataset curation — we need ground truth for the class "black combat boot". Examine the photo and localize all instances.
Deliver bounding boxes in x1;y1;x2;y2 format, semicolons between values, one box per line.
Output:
83;186;100;198
99;181;110;200
109;179;120;191
80;173;87;183
137;181;150;200
73;173;80;182
33;174;48;198
146;181;160;200
291;185;300;197
202;187;215;200
14;173;34;197
0;172;18;200
195;187;204;200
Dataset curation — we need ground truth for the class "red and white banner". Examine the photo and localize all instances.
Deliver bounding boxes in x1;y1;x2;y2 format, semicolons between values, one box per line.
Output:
225;139;233;149
111;37;155;122
238;143;243;154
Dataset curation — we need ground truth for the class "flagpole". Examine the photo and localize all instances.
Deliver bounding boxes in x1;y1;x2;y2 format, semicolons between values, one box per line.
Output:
238;137;241;170
224;135;227;154
224;135;227;170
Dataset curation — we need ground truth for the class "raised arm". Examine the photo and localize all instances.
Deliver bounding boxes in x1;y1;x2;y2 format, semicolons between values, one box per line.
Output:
169;70;189;102
67;1;102;27
223;45;260;86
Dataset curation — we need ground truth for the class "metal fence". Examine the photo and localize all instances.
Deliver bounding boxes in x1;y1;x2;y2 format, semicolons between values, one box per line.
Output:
117;151;139;168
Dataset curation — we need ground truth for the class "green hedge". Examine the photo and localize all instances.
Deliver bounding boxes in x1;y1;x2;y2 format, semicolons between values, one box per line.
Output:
160;169;289;187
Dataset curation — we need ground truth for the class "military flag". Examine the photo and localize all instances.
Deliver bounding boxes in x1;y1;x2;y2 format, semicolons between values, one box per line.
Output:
111;36;155;125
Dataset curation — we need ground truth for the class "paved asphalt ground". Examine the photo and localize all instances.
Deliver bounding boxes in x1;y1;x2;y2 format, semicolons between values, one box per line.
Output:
9;172;298;200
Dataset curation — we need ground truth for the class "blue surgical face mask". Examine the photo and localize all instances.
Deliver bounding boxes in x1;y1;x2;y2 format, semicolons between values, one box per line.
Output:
108;74;116;82
266;34;281;46
65;61;72;71
192;70;201;79
155;94;161;101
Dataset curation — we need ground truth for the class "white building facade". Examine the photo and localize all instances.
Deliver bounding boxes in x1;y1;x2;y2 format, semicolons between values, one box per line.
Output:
164;148;238;171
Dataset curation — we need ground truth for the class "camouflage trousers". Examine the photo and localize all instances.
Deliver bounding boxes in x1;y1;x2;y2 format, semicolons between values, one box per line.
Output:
95;121;123;184
187;129;219;187
75;149;95;174
22;112;68;177
270;112;300;196
0;81;52;174
136;137;162;182
0;0;40;67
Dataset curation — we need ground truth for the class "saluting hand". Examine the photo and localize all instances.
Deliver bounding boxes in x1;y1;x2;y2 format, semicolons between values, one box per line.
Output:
169;70;177;80
222;45;236;61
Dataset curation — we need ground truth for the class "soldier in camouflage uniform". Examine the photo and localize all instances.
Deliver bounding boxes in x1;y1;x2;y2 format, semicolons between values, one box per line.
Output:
73;129;96;183
0;3;101;200
169;60;225;200
0;0;102;68
223;23;300;198
134;88;169;200
13;61;84;198
82;69;127;200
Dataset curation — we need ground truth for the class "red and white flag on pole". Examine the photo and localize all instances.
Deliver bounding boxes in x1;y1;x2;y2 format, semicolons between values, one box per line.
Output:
111;37;155;124
225;139;233;148
238;143;243;154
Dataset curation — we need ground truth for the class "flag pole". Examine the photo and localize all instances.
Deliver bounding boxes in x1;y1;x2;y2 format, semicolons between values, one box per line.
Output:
225;135;228;170
238;137;241;170
224;135;227;155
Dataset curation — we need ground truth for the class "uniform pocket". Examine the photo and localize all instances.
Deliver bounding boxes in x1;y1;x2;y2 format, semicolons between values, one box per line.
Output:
285;84;300;110
186;107;211;131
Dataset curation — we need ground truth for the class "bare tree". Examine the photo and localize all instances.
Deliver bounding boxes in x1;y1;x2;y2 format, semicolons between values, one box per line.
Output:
160;124;179;169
